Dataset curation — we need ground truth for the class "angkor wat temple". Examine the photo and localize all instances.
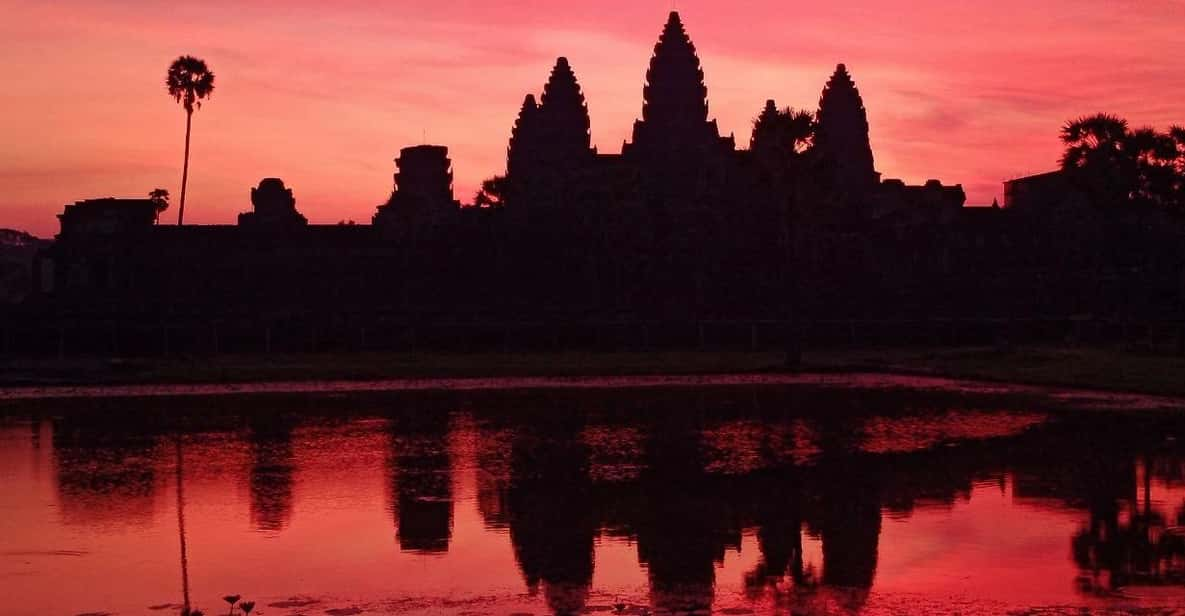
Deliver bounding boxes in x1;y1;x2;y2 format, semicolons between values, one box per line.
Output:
10;12;1183;354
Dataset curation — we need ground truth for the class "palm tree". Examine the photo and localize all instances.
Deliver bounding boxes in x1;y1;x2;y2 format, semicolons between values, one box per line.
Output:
1060;114;1133;205
166;56;215;226
473;175;509;209
751;101;814;163
1062;114;1185;210
148;188;170;222
751;102;817;367
1170;126;1185;206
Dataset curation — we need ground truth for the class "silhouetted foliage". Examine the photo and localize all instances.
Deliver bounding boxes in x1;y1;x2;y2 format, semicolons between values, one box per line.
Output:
474;175;509;209
148;188;170;220
1060;113;1185;210
166;55;215;226
752;101;814;162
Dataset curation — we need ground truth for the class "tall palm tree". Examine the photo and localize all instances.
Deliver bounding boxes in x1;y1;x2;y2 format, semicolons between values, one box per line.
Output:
166;56;215;226
148;188;170;222
751;103;817;367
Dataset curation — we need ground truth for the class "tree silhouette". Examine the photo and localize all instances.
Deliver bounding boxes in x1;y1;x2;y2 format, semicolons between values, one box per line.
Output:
148;188;170;221
751;101;818;367
1173;126;1185;206
166;56;215;226
751;101;814;161
1059;113;1184;210
474;176;509;209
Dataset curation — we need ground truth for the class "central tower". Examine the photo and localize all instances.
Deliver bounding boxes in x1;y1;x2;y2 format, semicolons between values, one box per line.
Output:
814;64;879;199
625;11;722;158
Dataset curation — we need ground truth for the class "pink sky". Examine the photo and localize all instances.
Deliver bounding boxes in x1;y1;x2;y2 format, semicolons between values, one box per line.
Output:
2;0;1183;237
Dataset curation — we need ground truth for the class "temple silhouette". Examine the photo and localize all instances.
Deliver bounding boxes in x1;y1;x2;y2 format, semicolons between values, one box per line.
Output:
7;11;1183;355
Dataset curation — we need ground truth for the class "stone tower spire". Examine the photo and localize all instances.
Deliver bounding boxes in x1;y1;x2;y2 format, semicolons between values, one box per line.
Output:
814;63;878;196
750;99;781;151
507;94;540;178
628;11;720;155
538;57;593;167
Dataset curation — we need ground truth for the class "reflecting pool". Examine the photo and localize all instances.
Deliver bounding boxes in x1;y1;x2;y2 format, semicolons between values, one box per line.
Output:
3;382;1185;615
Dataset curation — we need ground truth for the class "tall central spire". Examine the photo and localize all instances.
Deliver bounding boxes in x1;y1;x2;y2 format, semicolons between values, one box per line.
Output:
815;63;878;196
642;12;708;127
628;11;720;156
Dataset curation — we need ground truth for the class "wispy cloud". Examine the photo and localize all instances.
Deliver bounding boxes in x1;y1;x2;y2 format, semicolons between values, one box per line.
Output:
1;0;1182;234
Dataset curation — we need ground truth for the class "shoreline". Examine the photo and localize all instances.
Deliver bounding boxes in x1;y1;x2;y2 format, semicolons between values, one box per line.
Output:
2;371;1184;412
2;346;1184;401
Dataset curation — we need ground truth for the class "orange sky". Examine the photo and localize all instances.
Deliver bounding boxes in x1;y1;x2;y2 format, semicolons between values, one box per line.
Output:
2;0;1183;237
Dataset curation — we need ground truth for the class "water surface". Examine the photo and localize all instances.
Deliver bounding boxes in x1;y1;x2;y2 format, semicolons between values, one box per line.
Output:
3;383;1185;615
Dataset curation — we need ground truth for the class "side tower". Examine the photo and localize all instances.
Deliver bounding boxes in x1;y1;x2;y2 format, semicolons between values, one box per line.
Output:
507;94;541;180
537;57;594;169
374;145;460;229
239;178;307;229
504;57;596;214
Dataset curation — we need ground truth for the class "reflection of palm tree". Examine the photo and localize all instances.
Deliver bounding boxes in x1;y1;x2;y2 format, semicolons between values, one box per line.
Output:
1073;457;1185;593
165;55;215;226
175;436;192;615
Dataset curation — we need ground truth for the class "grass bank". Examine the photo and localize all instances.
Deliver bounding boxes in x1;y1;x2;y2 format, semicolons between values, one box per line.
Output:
1;346;1182;398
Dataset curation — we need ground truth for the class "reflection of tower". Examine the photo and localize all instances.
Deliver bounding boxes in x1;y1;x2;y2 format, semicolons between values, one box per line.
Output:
745;470;808;595
246;414;296;533
634;416;738;614
811;413;882;594
507;417;595;616
388;410;454;554
819;465;881;589
474;423;512;531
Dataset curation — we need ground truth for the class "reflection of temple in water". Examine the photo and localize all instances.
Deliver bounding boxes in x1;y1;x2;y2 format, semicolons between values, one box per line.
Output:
633;415;739;613
386;408;454;554
51;413;165;528
507;416;595;615
27;386;1185;612
246;412;296;533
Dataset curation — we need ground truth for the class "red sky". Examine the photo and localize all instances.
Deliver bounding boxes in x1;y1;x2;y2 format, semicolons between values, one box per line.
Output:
2;0;1183;237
